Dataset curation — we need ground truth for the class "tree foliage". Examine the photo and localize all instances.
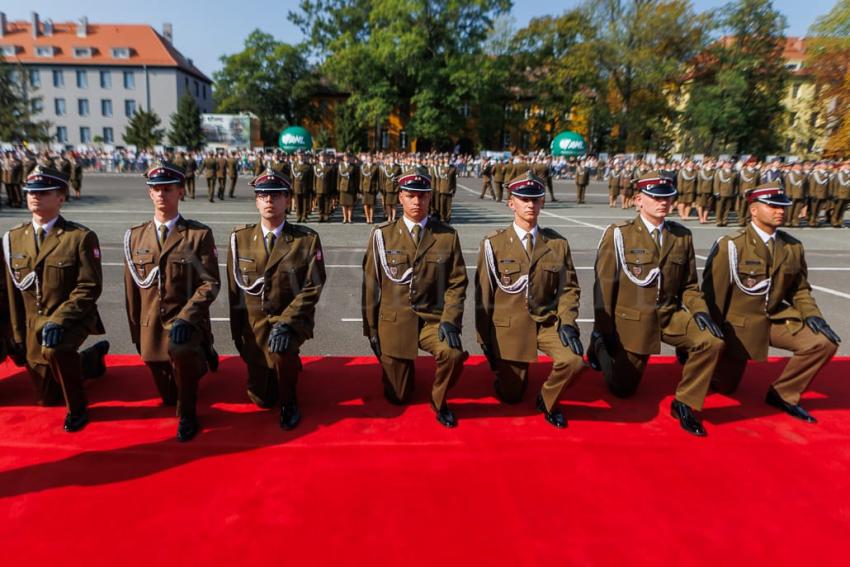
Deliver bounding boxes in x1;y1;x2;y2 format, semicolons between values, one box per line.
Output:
806;0;850;157
682;0;789;156
0;58;52;143
123;108;165;149
213;30;319;145
168;92;204;150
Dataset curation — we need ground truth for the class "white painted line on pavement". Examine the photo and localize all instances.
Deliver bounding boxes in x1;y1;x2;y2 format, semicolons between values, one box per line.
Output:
210;317;230;322
811;285;850;300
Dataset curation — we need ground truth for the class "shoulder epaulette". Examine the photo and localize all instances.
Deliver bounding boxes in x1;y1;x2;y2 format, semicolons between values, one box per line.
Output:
185;219;211;230
777;229;801;245
376;219;394;229
129;220;150;231
539;226;563;239
289;223;317;236
233;223;255;232
615;219;632;228
484;227;506;239
10;221;29;232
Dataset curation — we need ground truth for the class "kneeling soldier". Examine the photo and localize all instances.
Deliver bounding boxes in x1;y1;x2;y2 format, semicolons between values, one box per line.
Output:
124;161;220;442
702;184;840;423
227;169;327;429
589;171;725;437
362;166;468;428
475;173;586;428
3;167;109;432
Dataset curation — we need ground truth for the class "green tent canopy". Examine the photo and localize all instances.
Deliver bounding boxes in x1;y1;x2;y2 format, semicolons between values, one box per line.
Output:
550;131;586;157
278;126;313;153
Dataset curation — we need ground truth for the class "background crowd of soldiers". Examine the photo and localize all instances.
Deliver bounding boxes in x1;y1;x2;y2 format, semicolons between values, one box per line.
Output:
2;149;85;206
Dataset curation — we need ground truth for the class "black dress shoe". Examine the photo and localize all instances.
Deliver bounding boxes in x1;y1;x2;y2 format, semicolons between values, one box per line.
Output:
536;393;567;429
671;400;707;437
280;401;301;430
81;340;110;380
64;411;89;432
766;388;817;423
177;414;199;442
431;402;457;428
247;389;275;409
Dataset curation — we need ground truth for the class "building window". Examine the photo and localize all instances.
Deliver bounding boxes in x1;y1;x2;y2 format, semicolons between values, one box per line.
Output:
78;98;89;116
55;98;66;116
194;80;199;97
73;47;92;58
400;130;408;150
521;132;530;148
101;99;113;117
80;127;91;144
31;98;44;113
100;70;112;89
111;47;131;59
0;45;17;57
792;84;800;99
76;70;88;89
459;102;470;118
103;127;114;144
123;71;135;89
125;99;136;117
53;70;64;88
502;132;512;148
380;129;389;149
28;69;41;87
184;77;189;90
56;126;68;143
35;46;55;57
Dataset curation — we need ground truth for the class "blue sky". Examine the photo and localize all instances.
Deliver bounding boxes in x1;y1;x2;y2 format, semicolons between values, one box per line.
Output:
5;0;838;77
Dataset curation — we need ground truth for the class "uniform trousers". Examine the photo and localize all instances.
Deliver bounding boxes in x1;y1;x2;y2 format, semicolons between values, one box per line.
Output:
144;331;208;417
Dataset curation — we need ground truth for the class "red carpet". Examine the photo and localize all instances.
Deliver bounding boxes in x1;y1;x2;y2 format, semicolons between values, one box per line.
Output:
1;354;849;565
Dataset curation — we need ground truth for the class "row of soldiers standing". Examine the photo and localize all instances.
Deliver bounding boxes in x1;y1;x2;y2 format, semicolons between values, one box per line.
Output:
606;157;850;228
2;150;84;207
479;155;558;202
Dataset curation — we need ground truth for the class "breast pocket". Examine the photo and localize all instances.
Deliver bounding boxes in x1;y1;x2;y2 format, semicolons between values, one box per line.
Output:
45;256;77;286
623;252;654;280
132;253;154;278
10;257;32;282
737;259;768;288
167;253;196;285
497;260;523;287
384;251;410;279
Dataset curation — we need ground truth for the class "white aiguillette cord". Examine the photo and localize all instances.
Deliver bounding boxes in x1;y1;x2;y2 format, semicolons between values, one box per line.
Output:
373;227;413;285
484;238;528;294
123;228;160;289
613;227;661;288
230;231;265;296
727;239;770;300
3;232;40;296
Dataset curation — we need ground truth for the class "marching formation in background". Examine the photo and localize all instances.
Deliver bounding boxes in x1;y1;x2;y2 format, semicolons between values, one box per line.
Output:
0;154;842;441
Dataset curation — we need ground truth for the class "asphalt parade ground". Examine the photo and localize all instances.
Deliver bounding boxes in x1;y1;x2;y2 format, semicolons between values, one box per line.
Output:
3;173;850;356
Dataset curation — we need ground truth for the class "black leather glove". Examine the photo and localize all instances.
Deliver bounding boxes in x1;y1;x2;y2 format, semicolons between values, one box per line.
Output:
368;335;381;358
268;323;294;354
558;324;584;356
438;322;463;350
41;322;64;348
806;316;841;345
168;319;194;345
480;343;497;371
694;312;724;339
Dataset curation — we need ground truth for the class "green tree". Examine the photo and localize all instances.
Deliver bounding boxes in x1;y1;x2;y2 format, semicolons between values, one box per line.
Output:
334;100;365;151
123;108;165;149
806;0;850;157
290;0;512;149
214;30;319;145
168;92;204;149
585;0;709;152
0;58;51;143
682;0;789;155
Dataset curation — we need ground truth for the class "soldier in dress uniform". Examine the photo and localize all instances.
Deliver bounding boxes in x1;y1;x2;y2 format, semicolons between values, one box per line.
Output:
702;184;840;423
201;151;217;202
337;153;359;224
492;158;506;203
479;157;495;200
807;162;832;227
291;153;312;222
696;158;716;224
435;156;457;223
313;153;335;223
3;151;24;208
360;155;379;224
253;151;266;177
574;159;590;204
618;162;634;209
784;162;808;227
676;159;697;220
3;167;109;431
830;161;850;227
736;159;761;226
607;161;621;208
382;157;401;222
588;171;725;436
215;151;227;201
475;173;586;428
361;166;468;427
123;161;220;442
69;153;83;200
227;169;327;429
713;160;738;227
226;151;239;198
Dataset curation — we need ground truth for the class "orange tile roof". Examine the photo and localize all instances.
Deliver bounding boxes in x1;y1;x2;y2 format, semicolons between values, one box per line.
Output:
0;20;210;82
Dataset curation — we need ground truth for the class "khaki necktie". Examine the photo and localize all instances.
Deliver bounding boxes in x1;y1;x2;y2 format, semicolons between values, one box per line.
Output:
411;224;421;247
265;232;277;254
158;224;168;249
525;233;534;258
767;237;775;257
35;227;45;252
651;228;661;250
